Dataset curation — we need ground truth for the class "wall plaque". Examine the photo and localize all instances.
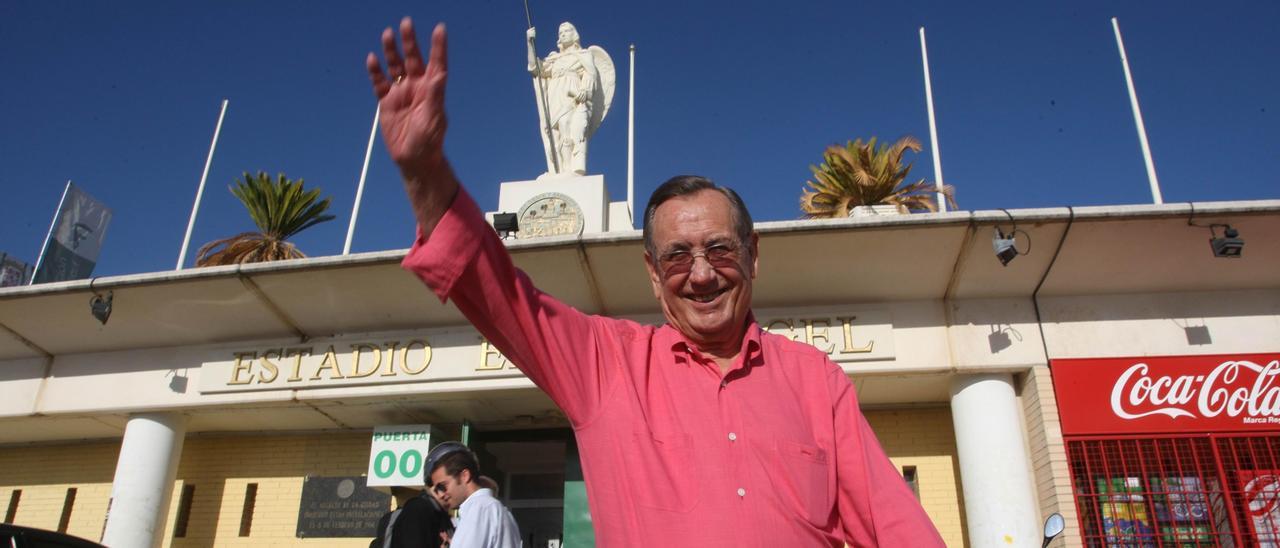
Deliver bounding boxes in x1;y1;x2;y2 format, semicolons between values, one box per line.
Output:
295;476;390;538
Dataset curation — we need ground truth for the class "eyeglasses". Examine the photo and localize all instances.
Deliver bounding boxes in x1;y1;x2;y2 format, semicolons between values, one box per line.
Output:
657;242;742;276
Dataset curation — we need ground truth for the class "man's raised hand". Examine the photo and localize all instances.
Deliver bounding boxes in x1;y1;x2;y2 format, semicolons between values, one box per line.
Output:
366;17;458;234
367;17;448;176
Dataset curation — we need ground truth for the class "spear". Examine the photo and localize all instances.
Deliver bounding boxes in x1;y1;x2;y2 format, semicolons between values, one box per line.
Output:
524;0;560;173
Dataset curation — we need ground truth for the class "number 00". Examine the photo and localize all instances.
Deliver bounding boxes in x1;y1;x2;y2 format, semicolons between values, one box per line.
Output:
373;449;423;479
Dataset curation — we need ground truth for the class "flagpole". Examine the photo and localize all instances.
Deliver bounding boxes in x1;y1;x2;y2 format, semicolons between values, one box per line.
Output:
29;180;72;285
176;99;229;270
919;27;946;213
344;107;380;255
627;44;636;226
1111;17;1163;204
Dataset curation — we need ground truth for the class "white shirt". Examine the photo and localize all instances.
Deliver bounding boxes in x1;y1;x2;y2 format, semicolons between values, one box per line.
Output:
450;488;521;548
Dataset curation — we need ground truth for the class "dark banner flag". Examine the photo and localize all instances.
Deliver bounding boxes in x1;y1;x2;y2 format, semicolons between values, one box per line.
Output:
32;183;113;284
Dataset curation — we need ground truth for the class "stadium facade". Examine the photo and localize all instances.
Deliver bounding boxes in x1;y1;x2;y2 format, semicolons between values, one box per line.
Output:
1;199;1277;547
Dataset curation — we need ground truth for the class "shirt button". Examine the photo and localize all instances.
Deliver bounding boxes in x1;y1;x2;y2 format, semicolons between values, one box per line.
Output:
737;488;746;497
720;380;728;388
728;432;737;441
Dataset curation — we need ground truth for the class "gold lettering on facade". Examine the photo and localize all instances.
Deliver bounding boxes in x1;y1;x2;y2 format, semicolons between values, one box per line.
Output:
220;335;521;389
229;352;256;385
763;316;878;357
401;339;432;375
284;347;310;382
257;348;281;383
764;318;799;341
382;341;400;377
802;318;835;353
477;338;509;371
349;344;381;378
312;345;345;380
837;316;873;353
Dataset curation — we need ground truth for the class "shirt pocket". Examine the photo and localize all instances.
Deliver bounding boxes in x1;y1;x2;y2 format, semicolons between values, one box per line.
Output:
626;431;699;513
775;439;834;527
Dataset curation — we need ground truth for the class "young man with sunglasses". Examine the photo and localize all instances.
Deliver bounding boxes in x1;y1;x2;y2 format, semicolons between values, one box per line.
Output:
425;443;520;548
367;18;944;547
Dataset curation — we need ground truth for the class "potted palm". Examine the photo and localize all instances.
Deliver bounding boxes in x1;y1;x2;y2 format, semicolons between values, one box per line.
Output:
800;136;955;218
195;172;335;266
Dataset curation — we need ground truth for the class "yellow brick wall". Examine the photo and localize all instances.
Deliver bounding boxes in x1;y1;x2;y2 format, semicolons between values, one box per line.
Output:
165;432;381;548
0;432;387;547
1019;366;1081;547
0;440;117;542
865;407;968;548
4;420;965;546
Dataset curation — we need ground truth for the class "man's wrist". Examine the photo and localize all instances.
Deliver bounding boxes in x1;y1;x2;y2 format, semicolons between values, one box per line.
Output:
400;159;460;233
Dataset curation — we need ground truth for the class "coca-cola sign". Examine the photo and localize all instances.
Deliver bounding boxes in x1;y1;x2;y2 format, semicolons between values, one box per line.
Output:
1053;354;1280;435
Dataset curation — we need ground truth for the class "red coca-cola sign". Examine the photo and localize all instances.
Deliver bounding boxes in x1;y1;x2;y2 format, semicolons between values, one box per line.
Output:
1053;353;1280;435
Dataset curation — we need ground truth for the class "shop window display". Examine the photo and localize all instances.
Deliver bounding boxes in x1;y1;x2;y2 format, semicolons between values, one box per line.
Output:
1068;436;1280;547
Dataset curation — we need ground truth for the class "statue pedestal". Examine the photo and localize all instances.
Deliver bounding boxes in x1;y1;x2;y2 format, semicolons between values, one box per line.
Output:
487;174;633;238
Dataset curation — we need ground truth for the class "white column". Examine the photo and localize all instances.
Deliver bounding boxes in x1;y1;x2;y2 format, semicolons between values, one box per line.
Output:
102;412;186;548
950;373;1039;548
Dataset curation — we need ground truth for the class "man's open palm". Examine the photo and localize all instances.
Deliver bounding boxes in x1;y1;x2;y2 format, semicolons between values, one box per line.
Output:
366;18;448;176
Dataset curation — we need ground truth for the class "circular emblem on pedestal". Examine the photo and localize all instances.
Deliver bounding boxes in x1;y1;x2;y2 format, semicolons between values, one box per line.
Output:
516;192;584;239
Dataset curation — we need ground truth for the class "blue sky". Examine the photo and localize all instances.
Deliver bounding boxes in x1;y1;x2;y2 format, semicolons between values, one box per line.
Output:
1;0;1276;277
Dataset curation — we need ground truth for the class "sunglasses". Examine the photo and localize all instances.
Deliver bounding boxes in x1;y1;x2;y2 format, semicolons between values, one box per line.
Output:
432;482;447;494
657;242;742;276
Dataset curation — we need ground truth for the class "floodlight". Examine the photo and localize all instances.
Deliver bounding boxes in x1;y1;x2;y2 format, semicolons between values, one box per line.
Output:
492;213;519;239
992;209;1028;267
90;291;112;325
1188;205;1244;259
993;229;1019;266
1209;225;1243;258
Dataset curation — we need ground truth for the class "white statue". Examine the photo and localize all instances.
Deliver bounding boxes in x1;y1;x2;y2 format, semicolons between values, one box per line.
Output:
526;22;615;176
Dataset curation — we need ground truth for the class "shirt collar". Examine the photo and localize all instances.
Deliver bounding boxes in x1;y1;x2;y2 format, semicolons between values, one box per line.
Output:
660;313;763;371
460;487;494;514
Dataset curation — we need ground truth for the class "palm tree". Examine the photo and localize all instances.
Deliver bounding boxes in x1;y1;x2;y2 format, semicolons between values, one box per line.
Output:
799;136;956;218
195;172;336;266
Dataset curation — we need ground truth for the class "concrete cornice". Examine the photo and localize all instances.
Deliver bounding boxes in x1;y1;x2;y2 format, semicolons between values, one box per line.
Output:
0;199;1275;359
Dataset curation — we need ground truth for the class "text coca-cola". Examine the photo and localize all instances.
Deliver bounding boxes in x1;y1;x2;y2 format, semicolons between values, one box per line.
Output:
1111;360;1280;423
1055;354;1280;435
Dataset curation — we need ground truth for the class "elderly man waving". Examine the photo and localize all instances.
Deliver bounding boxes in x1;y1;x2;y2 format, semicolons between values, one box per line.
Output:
366;18;945;547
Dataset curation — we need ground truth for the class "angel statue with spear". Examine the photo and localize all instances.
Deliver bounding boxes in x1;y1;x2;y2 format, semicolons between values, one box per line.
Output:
526;22;615;177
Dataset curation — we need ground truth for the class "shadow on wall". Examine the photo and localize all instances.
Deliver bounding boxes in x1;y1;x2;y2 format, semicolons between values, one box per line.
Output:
1173;319;1213;346
988;324;1024;354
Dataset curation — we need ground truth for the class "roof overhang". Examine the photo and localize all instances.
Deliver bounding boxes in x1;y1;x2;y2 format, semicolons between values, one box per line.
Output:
1;200;1276;361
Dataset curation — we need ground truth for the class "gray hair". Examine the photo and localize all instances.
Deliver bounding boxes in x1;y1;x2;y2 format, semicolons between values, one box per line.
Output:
642;175;754;260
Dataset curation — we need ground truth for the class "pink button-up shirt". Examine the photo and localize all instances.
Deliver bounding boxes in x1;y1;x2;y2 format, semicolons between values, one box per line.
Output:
403;189;944;547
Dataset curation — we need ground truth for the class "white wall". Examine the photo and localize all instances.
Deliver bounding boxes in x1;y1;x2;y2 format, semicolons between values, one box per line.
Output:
1039;289;1280;359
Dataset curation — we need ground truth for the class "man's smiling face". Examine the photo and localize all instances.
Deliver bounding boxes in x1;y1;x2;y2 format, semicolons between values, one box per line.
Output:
644;189;758;353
